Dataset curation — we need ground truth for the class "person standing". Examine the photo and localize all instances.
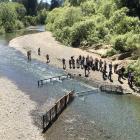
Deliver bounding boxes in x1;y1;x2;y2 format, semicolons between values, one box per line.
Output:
84;59;88;77
102;61;107;80
95;58;99;71
62;58;66;70
114;63;118;73
117;69;122;82
38;48;41;56
109;62;113;73
128;71;134;87
46;54;50;63
81;56;85;69
76;58;80;69
121;66;125;79
99;59;103;72
71;56;75;69
69;59;72;69
130;72;134;87
27;50;31;61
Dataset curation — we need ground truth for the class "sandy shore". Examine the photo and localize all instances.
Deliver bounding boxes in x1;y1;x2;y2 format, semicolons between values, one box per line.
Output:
9;31;139;96
0;77;43;140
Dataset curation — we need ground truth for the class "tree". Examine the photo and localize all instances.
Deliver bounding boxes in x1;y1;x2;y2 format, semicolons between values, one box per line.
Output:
13;0;38;15
114;0;140;17
50;0;60;10
0;0;9;2
64;0;85;6
0;2;17;32
37;0;49;11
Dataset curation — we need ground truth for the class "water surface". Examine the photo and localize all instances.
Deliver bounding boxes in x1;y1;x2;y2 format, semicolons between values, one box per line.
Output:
0;26;140;140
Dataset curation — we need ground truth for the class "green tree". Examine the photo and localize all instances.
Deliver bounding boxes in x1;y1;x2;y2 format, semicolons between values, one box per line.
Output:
13;0;38;15
50;0;60;10
114;0;140;17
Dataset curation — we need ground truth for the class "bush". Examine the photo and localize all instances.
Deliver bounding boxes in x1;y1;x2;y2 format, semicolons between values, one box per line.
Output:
46;0;140;54
0;2;26;33
24;16;37;26
15;20;24;30
80;0;96;16
70;20;95;47
47;7;82;31
106;48;117;57
0;26;5;34
37;9;48;24
127;59;140;86
112;35;127;52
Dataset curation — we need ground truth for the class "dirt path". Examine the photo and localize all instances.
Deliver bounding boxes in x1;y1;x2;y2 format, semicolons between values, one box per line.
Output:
9;31;138;96
0;77;43;140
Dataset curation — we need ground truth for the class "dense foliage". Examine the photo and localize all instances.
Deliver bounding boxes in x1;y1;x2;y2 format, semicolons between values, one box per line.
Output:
46;0;140;85
0;1;48;34
46;0;140;51
128;59;140;86
12;0;38;16
0;2;25;33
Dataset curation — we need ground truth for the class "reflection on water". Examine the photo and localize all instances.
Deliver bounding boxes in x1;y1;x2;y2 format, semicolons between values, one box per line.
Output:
0;26;140;140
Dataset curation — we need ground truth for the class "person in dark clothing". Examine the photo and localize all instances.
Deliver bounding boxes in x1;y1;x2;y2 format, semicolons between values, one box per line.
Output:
27;51;29;61
71;57;75;69
121;66;125;79
79;55;82;62
27;50;31;61
117;69;123;83
109;62;113;73
128;71;131;84
38;48;41;56
130;73;134;87
95;58;99;71
62;58;66;70
89;56;93;68
114;64;118;73
128;71;134;87
81;56;85;69
84;59;89;77
99;59;103;72
102;61;107;80
76;58;80;69
108;69;113;81
46;54;50;63
69;59;72;69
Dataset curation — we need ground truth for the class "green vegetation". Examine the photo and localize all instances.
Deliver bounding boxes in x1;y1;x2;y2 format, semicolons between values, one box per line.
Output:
46;0;140;51
128;59;140;86
0;2;25;33
46;0;140;85
0;1;48;34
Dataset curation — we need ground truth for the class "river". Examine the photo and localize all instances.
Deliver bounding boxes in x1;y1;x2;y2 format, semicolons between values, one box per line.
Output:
0;26;140;140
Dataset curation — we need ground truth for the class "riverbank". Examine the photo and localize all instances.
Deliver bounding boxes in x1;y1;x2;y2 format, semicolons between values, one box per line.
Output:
9;31;139;96
0;77;43;140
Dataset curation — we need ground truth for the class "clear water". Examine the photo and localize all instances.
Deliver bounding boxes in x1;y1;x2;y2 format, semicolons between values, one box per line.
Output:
0;27;140;140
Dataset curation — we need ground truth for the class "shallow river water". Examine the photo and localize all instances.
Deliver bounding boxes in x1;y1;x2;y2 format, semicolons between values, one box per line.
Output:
0;26;140;140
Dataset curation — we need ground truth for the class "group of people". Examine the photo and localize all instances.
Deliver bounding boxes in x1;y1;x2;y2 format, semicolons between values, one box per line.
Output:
27;48;135;88
27;48;50;63
62;55;114;80
62;55;135;87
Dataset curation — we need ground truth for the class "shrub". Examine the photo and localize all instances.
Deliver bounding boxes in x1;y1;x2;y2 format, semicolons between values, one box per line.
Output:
37;9;48;24
80;0;96;16
0;26;5;34
127;59;140;86
24;16;37;26
70;20;95;47
106;48;117;57
0;2;26;33
15;20;24;30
